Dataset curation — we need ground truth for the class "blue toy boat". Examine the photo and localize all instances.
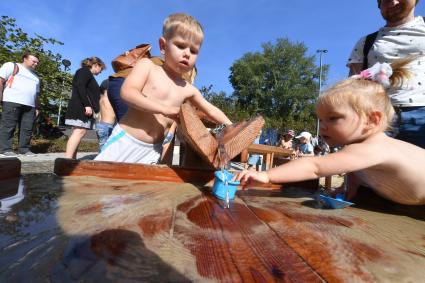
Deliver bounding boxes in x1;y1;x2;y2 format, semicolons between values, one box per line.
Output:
318;194;354;209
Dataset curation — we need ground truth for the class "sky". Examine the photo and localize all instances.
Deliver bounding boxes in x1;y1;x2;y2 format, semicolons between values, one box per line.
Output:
1;0;424;95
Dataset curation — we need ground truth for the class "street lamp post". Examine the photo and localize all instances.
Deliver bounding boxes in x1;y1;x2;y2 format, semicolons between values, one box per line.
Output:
57;59;71;125
316;49;328;137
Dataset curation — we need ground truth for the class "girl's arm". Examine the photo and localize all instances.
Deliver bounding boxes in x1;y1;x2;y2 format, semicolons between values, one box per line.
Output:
236;141;385;185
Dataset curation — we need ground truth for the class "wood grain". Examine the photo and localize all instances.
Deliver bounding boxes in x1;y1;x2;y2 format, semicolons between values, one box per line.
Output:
54;158;215;185
179;102;264;168
0;157;20;180
2;172;424;281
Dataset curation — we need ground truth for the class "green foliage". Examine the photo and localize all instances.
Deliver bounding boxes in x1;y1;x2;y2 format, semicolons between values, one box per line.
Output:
200;85;252;122
0;15;72;120
228;38;329;133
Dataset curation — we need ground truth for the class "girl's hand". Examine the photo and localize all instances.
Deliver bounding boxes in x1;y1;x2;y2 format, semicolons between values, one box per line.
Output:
233;169;270;188
85;106;93;116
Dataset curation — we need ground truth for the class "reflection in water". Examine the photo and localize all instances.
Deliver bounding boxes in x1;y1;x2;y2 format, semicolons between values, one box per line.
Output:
0;174;194;282
0;178;25;213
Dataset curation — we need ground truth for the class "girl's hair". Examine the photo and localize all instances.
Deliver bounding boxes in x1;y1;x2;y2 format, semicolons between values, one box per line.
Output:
162;13;204;45
317;58;413;131
81;56;106;70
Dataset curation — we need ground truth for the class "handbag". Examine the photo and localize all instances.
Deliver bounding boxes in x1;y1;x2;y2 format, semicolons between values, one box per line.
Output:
111;44;152;73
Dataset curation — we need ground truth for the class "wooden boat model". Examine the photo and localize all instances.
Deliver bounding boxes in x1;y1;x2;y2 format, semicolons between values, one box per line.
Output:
179;102;265;168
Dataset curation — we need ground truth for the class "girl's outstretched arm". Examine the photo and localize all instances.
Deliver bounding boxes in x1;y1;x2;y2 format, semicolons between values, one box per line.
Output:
235;141;385;185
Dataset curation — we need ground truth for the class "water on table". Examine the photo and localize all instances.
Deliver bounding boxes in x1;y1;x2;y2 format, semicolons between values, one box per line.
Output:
213;124;235;209
0;173;212;282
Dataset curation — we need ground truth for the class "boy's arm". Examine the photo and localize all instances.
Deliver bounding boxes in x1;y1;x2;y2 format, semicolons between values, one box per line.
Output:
188;89;232;125
121;58;179;118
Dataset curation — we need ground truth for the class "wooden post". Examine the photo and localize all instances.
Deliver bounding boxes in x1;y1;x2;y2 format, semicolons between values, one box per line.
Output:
179;102;264;168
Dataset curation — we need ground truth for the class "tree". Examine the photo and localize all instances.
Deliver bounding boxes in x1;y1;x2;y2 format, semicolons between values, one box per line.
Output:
200;85;252;122
229;38;328;133
0;15;72;120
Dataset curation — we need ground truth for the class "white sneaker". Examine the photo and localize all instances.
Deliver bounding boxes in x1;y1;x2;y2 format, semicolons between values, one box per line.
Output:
0;151;18;157
20;151;36;157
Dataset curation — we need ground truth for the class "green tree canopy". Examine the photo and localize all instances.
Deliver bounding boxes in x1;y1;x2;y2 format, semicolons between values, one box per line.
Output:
0;15;72;119
228;38;328;133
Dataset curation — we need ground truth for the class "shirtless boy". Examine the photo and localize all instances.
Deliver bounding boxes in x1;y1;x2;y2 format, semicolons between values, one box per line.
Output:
95;13;232;164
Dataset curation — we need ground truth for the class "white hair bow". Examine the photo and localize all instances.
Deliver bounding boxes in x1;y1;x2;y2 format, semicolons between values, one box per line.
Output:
351;62;393;88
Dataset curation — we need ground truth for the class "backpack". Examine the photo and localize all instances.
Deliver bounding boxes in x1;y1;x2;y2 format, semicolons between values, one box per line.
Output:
0;63;19;102
111;43;152;73
363;16;425;70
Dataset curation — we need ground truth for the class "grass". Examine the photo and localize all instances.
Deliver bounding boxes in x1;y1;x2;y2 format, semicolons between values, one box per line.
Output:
29;137;99;153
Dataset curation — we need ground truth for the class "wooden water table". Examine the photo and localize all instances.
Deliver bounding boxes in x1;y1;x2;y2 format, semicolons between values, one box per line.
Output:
1;157;424;282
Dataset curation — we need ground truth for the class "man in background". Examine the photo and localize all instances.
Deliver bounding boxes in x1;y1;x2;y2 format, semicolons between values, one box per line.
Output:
347;0;425;148
0;51;40;156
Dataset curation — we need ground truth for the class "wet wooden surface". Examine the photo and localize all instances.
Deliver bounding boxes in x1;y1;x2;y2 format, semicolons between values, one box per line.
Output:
0;157;20;180
1;163;424;282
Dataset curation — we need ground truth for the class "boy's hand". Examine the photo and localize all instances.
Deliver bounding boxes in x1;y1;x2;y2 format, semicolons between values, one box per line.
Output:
233;169;270;189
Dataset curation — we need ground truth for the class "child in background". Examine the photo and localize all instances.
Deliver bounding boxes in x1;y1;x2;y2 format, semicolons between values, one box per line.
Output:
295;131;314;157
235;60;425;205
95;13;232;164
96;79;116;150
279;130;295;150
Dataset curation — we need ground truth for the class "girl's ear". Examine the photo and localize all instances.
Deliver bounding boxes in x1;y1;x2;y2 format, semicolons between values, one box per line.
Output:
366;111;383;129
159;37;166;55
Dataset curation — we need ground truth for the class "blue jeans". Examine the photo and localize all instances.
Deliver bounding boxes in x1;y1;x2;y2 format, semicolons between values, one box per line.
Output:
0;101;36;153
394;106;425;149
107;77;128;121
95;121;114;150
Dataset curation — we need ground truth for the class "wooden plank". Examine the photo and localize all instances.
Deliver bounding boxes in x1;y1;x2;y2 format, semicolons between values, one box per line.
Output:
171;191;323;282
0;157;21;180
247;144;294;157
54;158;215;185
0;175;322;281
3;171;422;281
240;187;425;282
179;102;264;168
53;158;318;190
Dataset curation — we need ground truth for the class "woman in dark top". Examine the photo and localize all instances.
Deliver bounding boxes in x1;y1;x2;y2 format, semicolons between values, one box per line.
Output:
65;57;105;159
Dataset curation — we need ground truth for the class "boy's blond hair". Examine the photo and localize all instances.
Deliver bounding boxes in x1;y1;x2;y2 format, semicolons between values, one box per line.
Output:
317;58;413;131
163;13;204;45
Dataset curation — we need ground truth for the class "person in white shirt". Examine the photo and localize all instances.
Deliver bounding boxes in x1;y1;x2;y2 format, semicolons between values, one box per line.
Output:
347;0;425;148
0;51;40;157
